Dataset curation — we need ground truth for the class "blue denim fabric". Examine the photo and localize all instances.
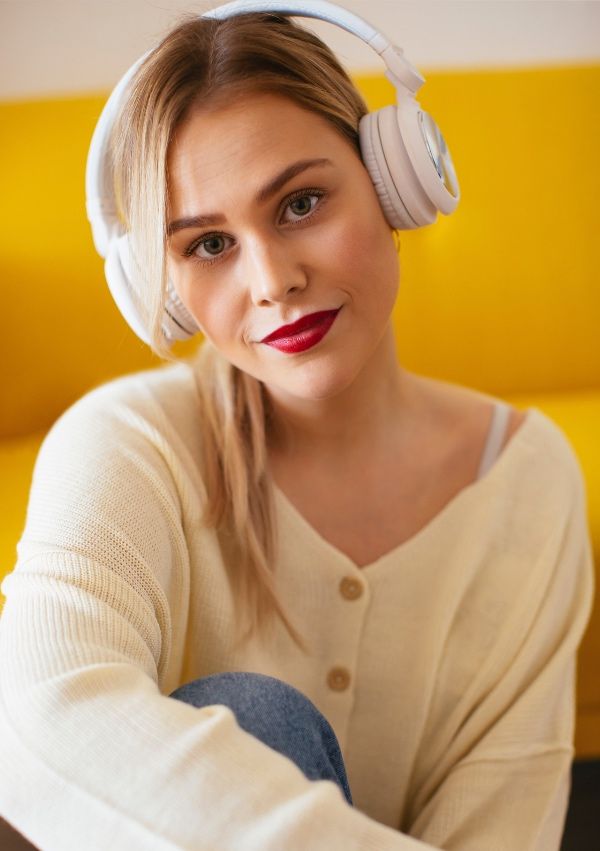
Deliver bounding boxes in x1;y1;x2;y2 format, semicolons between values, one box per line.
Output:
169;671;353;805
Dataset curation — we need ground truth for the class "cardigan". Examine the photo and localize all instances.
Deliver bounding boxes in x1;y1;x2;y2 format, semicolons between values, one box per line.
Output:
0;360;594;850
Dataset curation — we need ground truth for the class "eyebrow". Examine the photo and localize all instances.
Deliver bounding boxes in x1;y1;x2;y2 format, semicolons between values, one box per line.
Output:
167;157;332;237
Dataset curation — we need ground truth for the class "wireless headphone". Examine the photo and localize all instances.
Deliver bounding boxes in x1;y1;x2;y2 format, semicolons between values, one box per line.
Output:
85;0;460;345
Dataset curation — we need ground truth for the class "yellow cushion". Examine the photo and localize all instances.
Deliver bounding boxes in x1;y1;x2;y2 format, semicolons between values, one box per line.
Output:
1;65;598;437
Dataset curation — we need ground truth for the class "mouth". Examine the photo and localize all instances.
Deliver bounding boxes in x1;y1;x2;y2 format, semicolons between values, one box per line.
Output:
260;309;341;354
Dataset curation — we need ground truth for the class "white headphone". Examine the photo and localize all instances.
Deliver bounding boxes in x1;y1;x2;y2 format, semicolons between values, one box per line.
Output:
86;0;460;346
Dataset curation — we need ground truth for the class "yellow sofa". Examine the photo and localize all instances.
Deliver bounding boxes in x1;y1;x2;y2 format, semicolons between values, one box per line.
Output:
1;65;598;755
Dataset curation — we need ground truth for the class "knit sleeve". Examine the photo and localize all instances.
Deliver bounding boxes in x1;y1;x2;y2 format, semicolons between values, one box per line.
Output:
0;384;427;851
405;450;595;851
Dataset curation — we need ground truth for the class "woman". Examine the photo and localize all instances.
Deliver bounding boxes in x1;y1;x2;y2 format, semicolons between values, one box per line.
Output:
0;3;594;850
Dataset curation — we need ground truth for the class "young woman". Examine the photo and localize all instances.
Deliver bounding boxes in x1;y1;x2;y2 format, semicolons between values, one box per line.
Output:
0;3;593;849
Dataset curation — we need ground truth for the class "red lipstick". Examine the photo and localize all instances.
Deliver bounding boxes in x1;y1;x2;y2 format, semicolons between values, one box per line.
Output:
261;309;340;354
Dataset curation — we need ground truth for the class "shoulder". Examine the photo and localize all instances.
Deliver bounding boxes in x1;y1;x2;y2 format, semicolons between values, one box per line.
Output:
413;374;585;504
10;365;206;643
32;361;206;520
477;403;589;537
42;361;200;457
423;374;584;490
511;406;587;499
476;405;591;584
420;381;594;644
452;404;593;661
21;362;207;579
59;360;199;427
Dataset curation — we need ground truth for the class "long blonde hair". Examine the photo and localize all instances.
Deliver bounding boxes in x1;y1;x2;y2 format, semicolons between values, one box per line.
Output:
110;12;368;651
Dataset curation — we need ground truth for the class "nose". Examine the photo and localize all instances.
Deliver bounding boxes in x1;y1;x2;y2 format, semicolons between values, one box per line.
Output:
244;236;308;306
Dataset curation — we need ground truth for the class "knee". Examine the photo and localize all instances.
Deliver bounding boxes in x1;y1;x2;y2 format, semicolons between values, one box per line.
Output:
170;671;321;727
170;671;352;805
170;671;339;761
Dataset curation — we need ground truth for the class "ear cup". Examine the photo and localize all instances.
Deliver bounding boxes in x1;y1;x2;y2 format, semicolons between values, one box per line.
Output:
359;111;416;229
104;234;199;345
359;105;438;229
105;234;152;345
164;280;200;342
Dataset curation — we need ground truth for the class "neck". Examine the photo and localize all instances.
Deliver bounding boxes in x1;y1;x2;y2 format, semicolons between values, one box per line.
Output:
265;326;422;461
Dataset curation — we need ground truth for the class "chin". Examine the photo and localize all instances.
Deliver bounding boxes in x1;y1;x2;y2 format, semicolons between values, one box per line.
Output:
269;358;361;402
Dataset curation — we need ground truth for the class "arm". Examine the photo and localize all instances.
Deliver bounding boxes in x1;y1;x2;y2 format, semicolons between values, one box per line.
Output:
0;387;430;851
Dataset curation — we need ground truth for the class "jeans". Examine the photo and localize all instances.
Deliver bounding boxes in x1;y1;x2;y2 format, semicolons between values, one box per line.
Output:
169;671;353;805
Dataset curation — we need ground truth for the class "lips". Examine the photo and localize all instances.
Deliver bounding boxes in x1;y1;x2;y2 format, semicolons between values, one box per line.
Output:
261;309;340;354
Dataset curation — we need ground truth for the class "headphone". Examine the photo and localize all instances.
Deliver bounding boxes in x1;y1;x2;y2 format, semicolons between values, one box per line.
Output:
85;0;460;346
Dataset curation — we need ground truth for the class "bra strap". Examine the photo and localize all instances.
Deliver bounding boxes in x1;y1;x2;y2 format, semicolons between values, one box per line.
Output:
477;402;511;480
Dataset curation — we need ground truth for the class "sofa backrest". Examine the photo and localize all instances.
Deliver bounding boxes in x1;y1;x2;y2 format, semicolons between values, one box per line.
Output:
1;65;598;438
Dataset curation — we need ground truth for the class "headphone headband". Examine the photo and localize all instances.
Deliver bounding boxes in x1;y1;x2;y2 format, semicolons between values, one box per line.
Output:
204;1;426;92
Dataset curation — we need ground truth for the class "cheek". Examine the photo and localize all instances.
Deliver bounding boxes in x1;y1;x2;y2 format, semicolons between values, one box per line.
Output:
168;261;245;344
321;208;398;293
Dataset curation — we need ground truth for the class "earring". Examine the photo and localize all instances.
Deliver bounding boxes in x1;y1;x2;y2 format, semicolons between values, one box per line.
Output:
392;229;401;253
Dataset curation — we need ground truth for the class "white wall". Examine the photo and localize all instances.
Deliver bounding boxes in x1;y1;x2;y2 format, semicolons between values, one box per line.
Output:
1;0;599;100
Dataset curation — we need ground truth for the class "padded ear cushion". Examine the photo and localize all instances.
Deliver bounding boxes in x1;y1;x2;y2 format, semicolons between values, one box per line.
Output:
359;111;415;230
105;234;152;345
164;280;200;342
359;106;438;229
105;234;199;344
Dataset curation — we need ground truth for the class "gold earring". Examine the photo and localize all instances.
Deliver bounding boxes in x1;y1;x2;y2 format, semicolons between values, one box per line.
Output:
392;229;401;253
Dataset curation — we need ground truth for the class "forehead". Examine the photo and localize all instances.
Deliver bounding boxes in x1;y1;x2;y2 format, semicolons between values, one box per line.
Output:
166;92;352;210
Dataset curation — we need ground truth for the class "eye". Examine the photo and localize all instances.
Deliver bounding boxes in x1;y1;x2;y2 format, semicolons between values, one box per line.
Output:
281;191;324;224
184;232;234;263
201;235;227;256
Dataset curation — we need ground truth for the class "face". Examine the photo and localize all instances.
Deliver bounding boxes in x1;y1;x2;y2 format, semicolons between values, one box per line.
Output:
166;92;399;403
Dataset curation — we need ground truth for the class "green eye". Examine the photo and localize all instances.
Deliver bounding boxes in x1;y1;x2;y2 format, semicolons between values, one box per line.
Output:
202;235;226;255
282;191;324;224
289;196;313;216
184;232;234;264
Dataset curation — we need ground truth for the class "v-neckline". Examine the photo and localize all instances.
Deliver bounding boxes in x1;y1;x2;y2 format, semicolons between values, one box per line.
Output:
273;407;539;573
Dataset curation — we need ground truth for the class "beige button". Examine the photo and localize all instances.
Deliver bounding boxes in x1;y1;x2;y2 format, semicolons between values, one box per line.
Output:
327;667;351;692
339;576;364;601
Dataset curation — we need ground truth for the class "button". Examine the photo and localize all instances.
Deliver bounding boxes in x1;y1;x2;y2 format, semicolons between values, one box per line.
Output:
327;667;351;692
339;576;364;601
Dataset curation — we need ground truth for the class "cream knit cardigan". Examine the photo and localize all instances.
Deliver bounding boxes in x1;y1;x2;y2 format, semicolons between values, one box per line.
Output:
0;362;594;850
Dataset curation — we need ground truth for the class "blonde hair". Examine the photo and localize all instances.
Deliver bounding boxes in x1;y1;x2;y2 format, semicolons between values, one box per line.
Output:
110;12;368;651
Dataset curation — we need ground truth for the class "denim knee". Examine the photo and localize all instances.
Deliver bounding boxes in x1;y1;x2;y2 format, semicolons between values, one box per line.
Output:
169;671;353;805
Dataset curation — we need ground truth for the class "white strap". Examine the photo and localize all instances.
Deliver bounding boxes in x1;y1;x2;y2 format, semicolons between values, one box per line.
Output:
477;403;512;480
